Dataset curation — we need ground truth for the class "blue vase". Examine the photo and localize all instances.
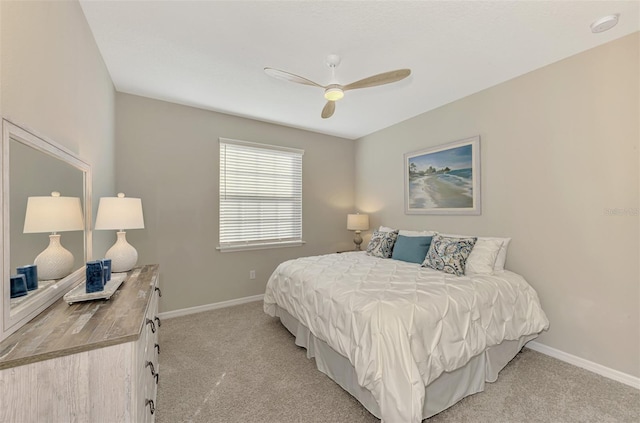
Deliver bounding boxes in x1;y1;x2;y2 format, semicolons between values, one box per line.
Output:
101;258;112;285
85;260;105;293
10;274;28;298
17;264;38;291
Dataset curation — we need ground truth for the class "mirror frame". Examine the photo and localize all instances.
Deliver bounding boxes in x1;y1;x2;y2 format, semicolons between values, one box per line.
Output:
1;118;92;341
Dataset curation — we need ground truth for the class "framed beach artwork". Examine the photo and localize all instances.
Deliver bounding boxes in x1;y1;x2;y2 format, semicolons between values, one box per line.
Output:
404;136;481;215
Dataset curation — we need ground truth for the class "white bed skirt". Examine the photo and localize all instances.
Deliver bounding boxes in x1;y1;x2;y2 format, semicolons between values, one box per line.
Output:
275;306;536;421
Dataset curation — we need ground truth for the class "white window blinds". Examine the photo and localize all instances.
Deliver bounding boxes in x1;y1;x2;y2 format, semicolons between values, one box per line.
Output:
219;138;304;251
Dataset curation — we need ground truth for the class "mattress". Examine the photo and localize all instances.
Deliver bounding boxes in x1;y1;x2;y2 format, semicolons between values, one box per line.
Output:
264;252;549;423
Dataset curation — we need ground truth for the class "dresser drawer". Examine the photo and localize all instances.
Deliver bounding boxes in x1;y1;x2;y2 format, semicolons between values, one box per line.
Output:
139;277;162;422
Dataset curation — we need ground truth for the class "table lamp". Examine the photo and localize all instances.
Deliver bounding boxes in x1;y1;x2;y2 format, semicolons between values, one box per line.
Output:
23;191;84;280
347;213;369;251
95;193;144;273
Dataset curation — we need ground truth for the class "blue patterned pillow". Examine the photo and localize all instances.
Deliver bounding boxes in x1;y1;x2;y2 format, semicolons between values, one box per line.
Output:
366;230;399;258
422;234;477;276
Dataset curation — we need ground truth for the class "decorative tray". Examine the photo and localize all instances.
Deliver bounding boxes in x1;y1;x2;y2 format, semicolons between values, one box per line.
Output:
63;273;128;305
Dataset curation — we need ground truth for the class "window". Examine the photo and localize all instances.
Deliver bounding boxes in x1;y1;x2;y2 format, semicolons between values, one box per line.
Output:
219;138;304;252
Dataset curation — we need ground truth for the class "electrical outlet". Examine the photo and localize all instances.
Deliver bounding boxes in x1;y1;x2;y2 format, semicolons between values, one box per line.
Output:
249;270;256;280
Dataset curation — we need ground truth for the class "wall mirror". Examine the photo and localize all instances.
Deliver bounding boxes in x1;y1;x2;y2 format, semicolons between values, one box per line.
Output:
1;119;92;341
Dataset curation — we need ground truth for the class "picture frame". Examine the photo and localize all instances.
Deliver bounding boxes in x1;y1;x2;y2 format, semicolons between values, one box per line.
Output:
404;135;481;215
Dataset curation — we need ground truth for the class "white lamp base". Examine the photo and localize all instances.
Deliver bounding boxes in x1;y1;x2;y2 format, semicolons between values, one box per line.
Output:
34;234;74;280
105;231;138;273
353;230;363;251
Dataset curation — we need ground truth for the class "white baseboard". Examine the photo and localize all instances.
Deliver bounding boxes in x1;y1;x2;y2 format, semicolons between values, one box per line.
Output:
526;341;639;390
158;294;264;319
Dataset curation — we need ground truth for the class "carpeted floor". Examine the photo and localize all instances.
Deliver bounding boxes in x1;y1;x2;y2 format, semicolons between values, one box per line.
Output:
156;301;639;422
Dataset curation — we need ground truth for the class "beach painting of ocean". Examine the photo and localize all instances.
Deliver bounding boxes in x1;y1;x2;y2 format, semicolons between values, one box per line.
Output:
404;136;481;215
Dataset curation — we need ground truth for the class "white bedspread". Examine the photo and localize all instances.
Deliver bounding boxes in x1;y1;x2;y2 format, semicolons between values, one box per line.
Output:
264;252;549;423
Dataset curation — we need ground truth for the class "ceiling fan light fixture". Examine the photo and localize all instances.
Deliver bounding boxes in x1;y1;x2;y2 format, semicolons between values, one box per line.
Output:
324;87;344;102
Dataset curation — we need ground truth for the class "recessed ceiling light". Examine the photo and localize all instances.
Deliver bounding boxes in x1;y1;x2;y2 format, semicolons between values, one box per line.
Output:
591;15;619;33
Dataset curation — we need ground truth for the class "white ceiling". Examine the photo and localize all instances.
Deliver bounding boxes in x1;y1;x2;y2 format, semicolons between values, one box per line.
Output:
79;1;639;140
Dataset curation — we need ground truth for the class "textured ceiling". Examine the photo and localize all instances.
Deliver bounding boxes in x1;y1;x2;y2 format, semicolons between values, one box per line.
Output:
79;1;639;140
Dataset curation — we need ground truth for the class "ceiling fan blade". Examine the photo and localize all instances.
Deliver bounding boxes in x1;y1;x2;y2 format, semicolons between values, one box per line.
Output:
321;101;335;119
343;69;411;91
264;67;323;88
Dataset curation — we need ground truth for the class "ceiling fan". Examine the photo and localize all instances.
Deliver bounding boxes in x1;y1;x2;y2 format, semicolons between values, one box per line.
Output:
264;55;411;119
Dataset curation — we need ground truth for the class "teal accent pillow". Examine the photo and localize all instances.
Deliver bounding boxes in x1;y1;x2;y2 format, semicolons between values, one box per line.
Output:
391;235;433;264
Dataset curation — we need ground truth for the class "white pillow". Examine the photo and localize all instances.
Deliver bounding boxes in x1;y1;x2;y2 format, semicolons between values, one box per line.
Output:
441;233;511;272
493;238;511;271
378;226;396;232
398;229;435;237
465;239;504;275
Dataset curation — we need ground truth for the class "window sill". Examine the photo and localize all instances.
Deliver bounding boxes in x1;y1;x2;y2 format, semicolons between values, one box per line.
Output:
217;240;306;253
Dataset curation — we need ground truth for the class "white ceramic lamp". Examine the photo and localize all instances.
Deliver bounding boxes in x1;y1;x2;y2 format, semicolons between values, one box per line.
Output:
347;213;369;251
95;193;144;273
23;192;84;280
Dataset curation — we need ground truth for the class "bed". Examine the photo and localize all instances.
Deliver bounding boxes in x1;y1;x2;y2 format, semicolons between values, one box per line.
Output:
264;249;549;423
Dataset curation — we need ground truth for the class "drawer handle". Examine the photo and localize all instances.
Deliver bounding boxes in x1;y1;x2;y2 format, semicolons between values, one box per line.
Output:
155;286;162;297
154;316;162;327
155;343;160;354
145;399;155;415
155;372;160;385
146;361;156;376
146;318;156;333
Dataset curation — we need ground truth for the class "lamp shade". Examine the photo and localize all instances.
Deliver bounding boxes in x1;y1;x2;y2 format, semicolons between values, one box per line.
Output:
23;192;84;233
95;193;144;231
347;214;369;231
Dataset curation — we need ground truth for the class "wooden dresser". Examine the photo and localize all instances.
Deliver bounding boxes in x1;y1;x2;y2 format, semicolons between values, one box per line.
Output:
0;264;161;422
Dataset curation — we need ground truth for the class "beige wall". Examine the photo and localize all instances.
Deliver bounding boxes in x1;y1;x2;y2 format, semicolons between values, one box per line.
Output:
0;0;116;257
355;33;639;378
115;93;355;312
